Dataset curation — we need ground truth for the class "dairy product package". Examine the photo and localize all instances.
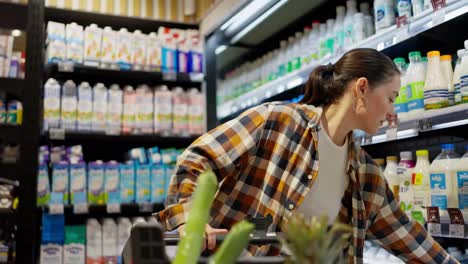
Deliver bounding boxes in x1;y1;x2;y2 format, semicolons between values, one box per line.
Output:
64;225;86;264
122;85;136;134
384;156;399;200
177;37;189;73
65;22;84;64
70;162;87;205
104;161;120;205
86;219;103;264
77;82;93;131
37;162;51;206
159;27;177;72
88;161;105;205
411;150;431;223
187;88;205;135
145;32;162;71
135;85;153;134
46;21;66;63
60;80;77;130
100;26;117;68
116;28;132;70
84;24;102;65
456;145;468;211
119;162;136;203
154;85;173;135
92;83;108;132
147;146;162;165
6;100;22;125
106;84;123;135
117;217;132;263
151;164;166;204
136;164;151;203
40;243;63;264
102;218;118;264
406;51;426;113
131;30;147;70
396;152;415;217
44;78;61;129
52;161;70;204
187;30;203;73
172;87;189;136
423;51;449;109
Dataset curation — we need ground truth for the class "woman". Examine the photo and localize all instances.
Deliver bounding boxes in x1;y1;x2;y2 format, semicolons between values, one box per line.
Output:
154;48;458;263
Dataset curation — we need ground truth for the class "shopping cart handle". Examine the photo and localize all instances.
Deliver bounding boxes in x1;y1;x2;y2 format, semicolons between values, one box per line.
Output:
164;233;281;246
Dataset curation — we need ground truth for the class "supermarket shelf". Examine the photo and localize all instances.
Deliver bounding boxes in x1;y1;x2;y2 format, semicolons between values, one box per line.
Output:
0;77;24;98
44;63;204;87
0;125;22;142
0;1;28;30
44;7;198;32
216;0;468;120
361;103;468;146
41;203;164;218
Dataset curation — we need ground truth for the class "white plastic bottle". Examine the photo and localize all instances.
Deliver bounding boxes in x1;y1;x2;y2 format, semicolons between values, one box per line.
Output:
92;83;108;132
440;55;455;106
77;82;92;131
359;2;375;38
397;0;412;19
44;78;61;130
60;80;77;131
102;218;118;263
353;13;366;44
384;156;400;200
333;6;346;54
308;21;320;61
397;152;416;216
291;32;303;71
456;145;468;211
453;49;464;105
406;51;425;113
430;144;460;215
325;19;335;56
423;51;449;110
318;24;327;59
393;58;409;116
460;40;468;104
412;150;431;222
86;219;103;264
286;36;295;72
374;0;396;31
343;0;358;46
277;40;288;77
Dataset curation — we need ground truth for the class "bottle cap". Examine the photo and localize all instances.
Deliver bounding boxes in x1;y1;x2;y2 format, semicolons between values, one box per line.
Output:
386;156;398;162
416;150;429;156
408;51;421;58
393;57;406;64
427;51;440;57
440;55;452;61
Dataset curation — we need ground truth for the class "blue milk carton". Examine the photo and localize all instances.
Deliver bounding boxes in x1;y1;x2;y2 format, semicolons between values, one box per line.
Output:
150;164;166;204
136;164;151;204
37;162;51;206
104;161;120;205
119;162;135;203
70;162;87;205
52;161;70;205
165;165;176;202
87;161;105;205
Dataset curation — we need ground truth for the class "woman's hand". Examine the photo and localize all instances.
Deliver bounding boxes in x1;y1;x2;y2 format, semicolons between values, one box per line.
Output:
177;224;229;251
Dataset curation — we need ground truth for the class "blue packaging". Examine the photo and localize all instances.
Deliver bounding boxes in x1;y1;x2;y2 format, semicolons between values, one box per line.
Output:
129;147;148;164
161;148;176;165
147;146;162;165
87;161;105;205
165;165;176;198
150;164;166;204
119;162;135;203
177;47;188;73
37;162;51;206
105;161;120;204
42;213;65;244
161;41;177;73
70;162;87;205
52;161;69;204
188;50;203;73
136;164;151;203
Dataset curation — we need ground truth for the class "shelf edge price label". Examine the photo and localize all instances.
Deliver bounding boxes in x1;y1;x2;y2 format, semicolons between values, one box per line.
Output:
49;128;65;140
418;118;433;132
57;61;74;72
162;72;177;81
426;206;442;236
73;203;89;214
448;208;465;238
106;203;121;214
139;203;153;213
431;0;446;26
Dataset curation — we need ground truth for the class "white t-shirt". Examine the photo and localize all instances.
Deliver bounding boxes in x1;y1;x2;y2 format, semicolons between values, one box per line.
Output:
294;126;349;225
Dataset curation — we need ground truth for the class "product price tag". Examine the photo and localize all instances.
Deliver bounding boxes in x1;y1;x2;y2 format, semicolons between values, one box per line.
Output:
189;73;204;82
139;203;153;213
162;72;177;81
106;203;121;214
385;113;398;141
418;118;433;132
431;0;446;26
395;18;410;43
73;203;88;214
448;208;465;238
431;0;446;10
49;192;64;215
49;128;65;140
386;127;397;141
426;206;442;236
396;16;409;28
57;61;74;72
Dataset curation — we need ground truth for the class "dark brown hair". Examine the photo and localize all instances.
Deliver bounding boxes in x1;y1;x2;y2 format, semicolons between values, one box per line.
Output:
299;48;400;106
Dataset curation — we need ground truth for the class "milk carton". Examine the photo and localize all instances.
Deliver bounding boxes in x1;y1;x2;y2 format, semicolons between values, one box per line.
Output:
136;164;151;204
159;27;177;72
131;30;147;70
107;84;123;135
92;83;108;132
456;145;468;211
88;161;105;205
60;80;77;130
65;22;84;64
44;78;61;129
461;41;468;103
77;82;93;131
177;38;189;73
46;21;66;63
86;219;103;264
100;26;117;69
69;162;87;205
187;88;205;135
145;32;162;71
37;162;51;206
135;85;153;134
84;24;102;66
52;161;69;204
151;164;166;204
430;144;460;216
104;161;120;205
122;85;136;134
119;162;135;203
117;217;132;263
102;218;118;264
64;225;86;264
116;28;132;70
154;85;173;135
172;87;189;136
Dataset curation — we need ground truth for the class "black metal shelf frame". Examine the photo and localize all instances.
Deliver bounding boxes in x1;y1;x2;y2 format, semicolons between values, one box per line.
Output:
0;2;28;30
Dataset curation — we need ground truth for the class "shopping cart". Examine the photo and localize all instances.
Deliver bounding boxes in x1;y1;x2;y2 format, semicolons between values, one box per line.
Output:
122;215;285;264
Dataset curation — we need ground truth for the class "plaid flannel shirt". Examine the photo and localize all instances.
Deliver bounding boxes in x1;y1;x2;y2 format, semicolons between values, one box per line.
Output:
154;102;459;264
